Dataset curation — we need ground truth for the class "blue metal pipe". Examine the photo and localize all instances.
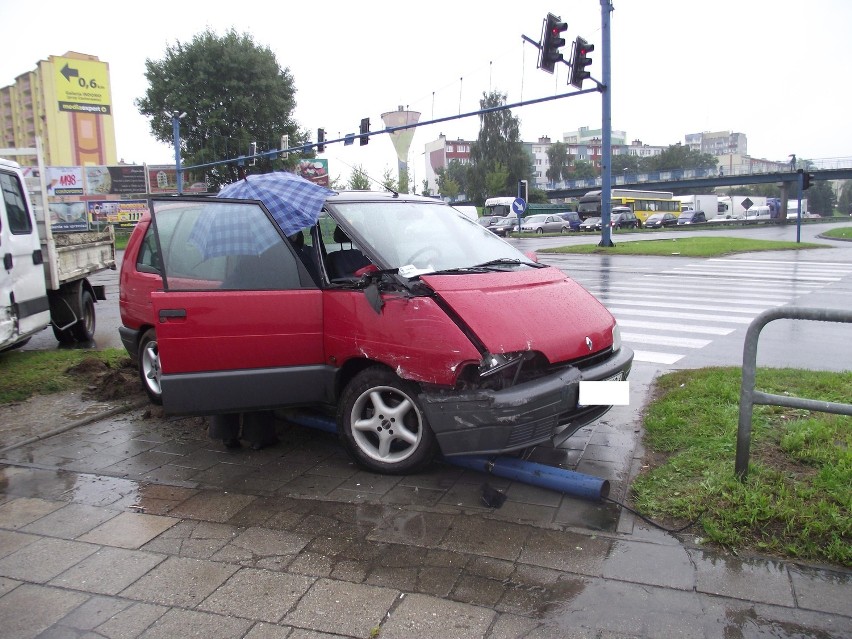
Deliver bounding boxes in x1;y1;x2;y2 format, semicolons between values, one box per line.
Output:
283;411;610;502
446;455;609;502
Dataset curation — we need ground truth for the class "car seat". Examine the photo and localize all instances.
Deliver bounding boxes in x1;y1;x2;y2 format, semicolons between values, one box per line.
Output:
327;225;371;279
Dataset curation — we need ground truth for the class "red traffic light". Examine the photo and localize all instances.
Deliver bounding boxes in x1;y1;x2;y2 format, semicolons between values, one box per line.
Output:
539;13;568;74
570;36;594;88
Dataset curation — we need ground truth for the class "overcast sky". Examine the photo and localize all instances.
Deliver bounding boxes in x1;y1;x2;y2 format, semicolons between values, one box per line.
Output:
2;0;849;185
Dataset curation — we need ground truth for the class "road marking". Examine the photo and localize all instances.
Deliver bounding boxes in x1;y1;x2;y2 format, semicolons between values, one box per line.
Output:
617;319;735;335
590;291;791;306
621;332;712;348
601;299;772;314
607;307;754;323
632;350;684;365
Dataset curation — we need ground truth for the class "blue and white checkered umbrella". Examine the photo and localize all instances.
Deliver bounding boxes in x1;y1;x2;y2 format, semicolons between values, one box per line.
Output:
187;202;280;259
217;171;335;236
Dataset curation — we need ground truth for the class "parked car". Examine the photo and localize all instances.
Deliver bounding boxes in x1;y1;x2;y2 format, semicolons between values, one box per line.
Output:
609;208;639;229
580;217;602;232
119;189;633;475
477;215;503;228
644;212;678;229
557;211;582;231
677;210;706;225
521;214;570;234
489;216;518;236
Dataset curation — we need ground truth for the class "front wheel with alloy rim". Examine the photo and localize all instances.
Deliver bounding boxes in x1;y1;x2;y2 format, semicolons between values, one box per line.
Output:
338;367;438;474
138;328;163;405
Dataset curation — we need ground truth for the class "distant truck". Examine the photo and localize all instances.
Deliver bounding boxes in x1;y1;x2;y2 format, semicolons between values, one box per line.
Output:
675;194;719;219
786;199;809;218
1;145;116;351
718;196;768;220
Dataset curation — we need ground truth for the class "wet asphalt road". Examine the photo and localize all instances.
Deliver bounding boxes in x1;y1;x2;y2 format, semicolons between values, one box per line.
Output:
2;220;850;638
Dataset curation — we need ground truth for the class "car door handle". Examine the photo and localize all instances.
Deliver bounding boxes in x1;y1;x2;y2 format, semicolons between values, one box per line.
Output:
158;308;187;322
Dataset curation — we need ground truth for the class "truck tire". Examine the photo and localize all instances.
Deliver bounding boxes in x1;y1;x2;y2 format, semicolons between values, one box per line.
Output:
70;289;96;342
138;328;163;405
338;367;438;475
51;324;76;345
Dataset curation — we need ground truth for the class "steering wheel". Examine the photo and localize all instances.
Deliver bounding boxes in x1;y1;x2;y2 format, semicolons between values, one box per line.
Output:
406;246;441;267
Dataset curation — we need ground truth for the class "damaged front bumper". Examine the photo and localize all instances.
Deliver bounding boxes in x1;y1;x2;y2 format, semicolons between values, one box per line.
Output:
420;346;634;456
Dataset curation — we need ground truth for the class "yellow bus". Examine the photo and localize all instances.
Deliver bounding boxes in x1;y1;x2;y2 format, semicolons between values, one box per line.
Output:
578;189;679;226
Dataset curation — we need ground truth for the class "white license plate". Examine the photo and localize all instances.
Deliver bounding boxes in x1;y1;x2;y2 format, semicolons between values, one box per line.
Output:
578;376;629;406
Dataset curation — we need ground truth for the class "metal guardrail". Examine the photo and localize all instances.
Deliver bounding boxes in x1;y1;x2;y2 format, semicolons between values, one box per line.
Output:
735;307;852;480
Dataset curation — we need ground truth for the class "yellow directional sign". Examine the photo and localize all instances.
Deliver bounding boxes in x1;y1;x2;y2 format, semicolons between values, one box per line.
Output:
54;57;111;115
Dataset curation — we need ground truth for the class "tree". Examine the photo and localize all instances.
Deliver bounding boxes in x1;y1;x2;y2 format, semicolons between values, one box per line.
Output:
641;145;717;173
611;154;641;175
838;181;852;217
571;160;597;180
545;142;571;184
466;91;533;204
348;165;371;190
806;180;836;217
381;168;398;193
135;28;302;190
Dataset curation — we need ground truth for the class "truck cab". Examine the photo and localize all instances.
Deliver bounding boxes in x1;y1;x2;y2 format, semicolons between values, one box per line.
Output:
0;159;50;351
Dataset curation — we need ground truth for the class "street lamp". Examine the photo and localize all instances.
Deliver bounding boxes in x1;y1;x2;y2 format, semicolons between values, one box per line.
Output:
172;111;187;194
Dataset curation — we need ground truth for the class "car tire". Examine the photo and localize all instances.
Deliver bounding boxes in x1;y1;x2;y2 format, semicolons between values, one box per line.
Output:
70;289;96;342
560;226;569;234
535;228;544;234
338;367;438;474
138;328;163;405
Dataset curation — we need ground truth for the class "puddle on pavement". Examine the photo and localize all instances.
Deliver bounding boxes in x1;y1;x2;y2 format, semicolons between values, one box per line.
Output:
725;608;837;639
63;403;114;422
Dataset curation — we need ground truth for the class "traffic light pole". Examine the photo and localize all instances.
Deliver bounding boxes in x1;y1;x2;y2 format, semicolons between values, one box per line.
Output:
598;0;614;247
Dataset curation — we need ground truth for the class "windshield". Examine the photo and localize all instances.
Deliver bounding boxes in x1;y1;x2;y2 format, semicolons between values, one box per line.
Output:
330;200;535;278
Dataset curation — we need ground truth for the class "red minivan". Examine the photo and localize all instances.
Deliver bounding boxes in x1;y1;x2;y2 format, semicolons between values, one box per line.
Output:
119;190;632;474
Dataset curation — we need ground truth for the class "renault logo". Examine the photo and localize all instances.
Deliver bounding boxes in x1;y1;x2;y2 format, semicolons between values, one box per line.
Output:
585;336;593;351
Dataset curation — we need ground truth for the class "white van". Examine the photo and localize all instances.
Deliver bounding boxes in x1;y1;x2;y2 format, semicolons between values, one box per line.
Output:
744;205;772;224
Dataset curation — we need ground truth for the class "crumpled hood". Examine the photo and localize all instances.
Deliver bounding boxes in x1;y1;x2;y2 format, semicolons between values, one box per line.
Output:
420;267;616;362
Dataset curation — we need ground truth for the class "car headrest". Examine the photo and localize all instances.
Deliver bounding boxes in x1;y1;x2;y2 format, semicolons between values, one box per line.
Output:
288;231;304;249
333;226;351;244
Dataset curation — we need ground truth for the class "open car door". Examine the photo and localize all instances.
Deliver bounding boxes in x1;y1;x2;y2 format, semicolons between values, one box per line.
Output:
148;198;325;415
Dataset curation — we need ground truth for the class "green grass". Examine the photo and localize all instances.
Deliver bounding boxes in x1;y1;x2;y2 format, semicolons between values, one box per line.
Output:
540;236;827;257
0;349;129;404
114;232;131;250
633;367;851;567
821;225;852;240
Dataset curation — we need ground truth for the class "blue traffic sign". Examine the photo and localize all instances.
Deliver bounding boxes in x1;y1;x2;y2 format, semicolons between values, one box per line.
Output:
512;198;527;215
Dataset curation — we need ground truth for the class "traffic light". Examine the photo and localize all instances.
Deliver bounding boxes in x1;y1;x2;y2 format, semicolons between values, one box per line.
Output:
802;172;813;190
570;37;594;88
539;13;568;74
249;141;257;166
359;118;370;146
280;134;289;158
317;128;325;153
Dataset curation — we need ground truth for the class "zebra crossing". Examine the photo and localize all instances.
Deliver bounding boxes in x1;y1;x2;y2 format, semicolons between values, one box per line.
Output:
565;257;852;366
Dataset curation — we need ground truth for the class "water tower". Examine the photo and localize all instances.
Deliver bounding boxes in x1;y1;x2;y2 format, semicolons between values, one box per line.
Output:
381;106;421;190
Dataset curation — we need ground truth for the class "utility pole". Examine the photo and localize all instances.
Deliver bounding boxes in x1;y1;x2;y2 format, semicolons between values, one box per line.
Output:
599;0;614;247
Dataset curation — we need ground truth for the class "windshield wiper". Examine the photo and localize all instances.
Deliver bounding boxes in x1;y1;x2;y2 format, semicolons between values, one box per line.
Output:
470;258;544;269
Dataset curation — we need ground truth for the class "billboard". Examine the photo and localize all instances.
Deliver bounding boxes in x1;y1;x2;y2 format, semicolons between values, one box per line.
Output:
297;159;329;187
46;166;84;196
86;199;149;228
85;166;146;195
53;56;111;115
148;166;208;194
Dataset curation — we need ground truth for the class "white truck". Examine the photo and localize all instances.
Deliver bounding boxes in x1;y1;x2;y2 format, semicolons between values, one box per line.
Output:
718;195;768;220
1;144;115;351
675;194;719;219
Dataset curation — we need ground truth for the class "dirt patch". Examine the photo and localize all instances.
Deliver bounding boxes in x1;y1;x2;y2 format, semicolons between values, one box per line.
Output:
67;357;145;402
